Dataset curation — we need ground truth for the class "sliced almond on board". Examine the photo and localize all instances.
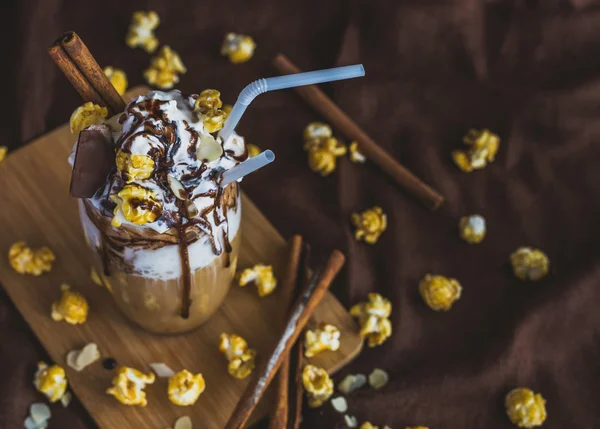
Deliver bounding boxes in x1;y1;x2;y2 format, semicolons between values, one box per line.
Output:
174;416;192;429
75;343;101;369
150;362;176;378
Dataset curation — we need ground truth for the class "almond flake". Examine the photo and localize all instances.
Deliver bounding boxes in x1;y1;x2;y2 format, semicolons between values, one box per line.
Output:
330;396;348;413
150;362;176;378
197;134;223;162
174;416;192;429
344;415;358;428
66;350;82;371
61;391;73;408
368;368;389;390
168;175;188;200
338;373;367;394
30;403;51;423
75;343;101;369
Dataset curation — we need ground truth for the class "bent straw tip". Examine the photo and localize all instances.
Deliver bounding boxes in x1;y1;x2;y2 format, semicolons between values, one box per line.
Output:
263;149;275;162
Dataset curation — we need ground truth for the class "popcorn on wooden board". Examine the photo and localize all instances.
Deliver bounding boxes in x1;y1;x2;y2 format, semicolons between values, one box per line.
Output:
349;141;366;163
350;293;392;348
247;144;261;158
116;150;155;183
70;102;108;135
510;247;550;281
103;67;128;96
218;333;256;379
144;46;187;90
107;366;156;407
304;323;341;357
238;264;277;297
452;128;500;172
111;184;163;227
221;33;256;64
304;137;347;176
51;284;89;325
193;89;229;133
505;387;547;428
302;364;334;408
34;362;67;403
8;241;55;276
125;11;160;53
168;370;206;406
459;214;486;244
352;206;387;244
0;146;6;162
360;423;378;429
419;274;462;311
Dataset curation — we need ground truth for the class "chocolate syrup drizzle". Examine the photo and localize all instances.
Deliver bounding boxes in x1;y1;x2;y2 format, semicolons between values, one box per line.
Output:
92;93;247;319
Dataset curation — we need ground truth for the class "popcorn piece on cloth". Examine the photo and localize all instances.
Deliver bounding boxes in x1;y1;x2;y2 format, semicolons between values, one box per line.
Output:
0;146;7;162
419;274;462;311
510;247;550;281
360;423;378;429
349;141;366;163
168;370;206;406
218;333;257;379
193;89;228;133
144;46;187;90
8;241;55;276
350;293;392;347
452;128;500;172
116;150;155;183
34;362;67;403
247;144;261;158
304;122;333;141
125;11;160;53
103;67;128;96
459;214;486;244
51;284;89;325
106;366;156;406
221;33;256;64
111;184;163;227
70;102;108;135
352;206;387;244
505;387;547;428
238;264;277;297
304;136;347;176
302;364;334;408
304;323;341;357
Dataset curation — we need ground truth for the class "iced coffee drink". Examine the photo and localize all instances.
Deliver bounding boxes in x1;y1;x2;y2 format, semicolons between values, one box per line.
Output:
73;89;247;334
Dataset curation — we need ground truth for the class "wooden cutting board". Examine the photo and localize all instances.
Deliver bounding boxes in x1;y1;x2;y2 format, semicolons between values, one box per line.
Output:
0;87;362;429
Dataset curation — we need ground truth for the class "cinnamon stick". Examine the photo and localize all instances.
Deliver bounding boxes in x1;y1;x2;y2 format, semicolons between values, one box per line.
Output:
288;341;304;429
49;32;126;115
268;235;304;429
224;249;346;429
272;54;444;211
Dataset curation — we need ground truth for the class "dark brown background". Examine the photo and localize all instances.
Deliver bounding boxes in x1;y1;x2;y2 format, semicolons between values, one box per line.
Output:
2;0;600;427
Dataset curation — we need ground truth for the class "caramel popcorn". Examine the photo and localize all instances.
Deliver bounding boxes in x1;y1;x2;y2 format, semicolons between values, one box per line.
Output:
223;104;233;115
505;388;547;428
349;141;366;163
126;11;160;53
419;274;462;311
238;264;277;297
459;214;486;244
193;89;228;133
302;365;334;408
218;333;256;379
116;150;155;183
34;362;67;403
510;247;550;281
304;122;333;141
103;67;128;96
304;137;347;176
221;33;256;64
70;102;108;135
168;370;206;406
8;241;55;276
51;284;89;325
144;46;187;90
247;144;261;158
111;184;162;227
0;146;6;163
107;366;155;407
452;128;500;172
352;206;387;244
360;423;378;429
304;323;341;357
350;293;392;347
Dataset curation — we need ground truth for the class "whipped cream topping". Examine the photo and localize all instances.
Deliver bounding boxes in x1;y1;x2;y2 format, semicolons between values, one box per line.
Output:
89;90;246;240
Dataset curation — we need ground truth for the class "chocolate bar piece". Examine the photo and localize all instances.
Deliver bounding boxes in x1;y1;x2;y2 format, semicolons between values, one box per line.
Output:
70;125;115;198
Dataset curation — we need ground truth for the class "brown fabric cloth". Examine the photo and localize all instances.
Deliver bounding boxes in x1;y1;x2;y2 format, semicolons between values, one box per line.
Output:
2;0;600;427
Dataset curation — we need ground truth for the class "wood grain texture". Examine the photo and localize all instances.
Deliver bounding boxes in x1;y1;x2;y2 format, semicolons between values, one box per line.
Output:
0;87;362;429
